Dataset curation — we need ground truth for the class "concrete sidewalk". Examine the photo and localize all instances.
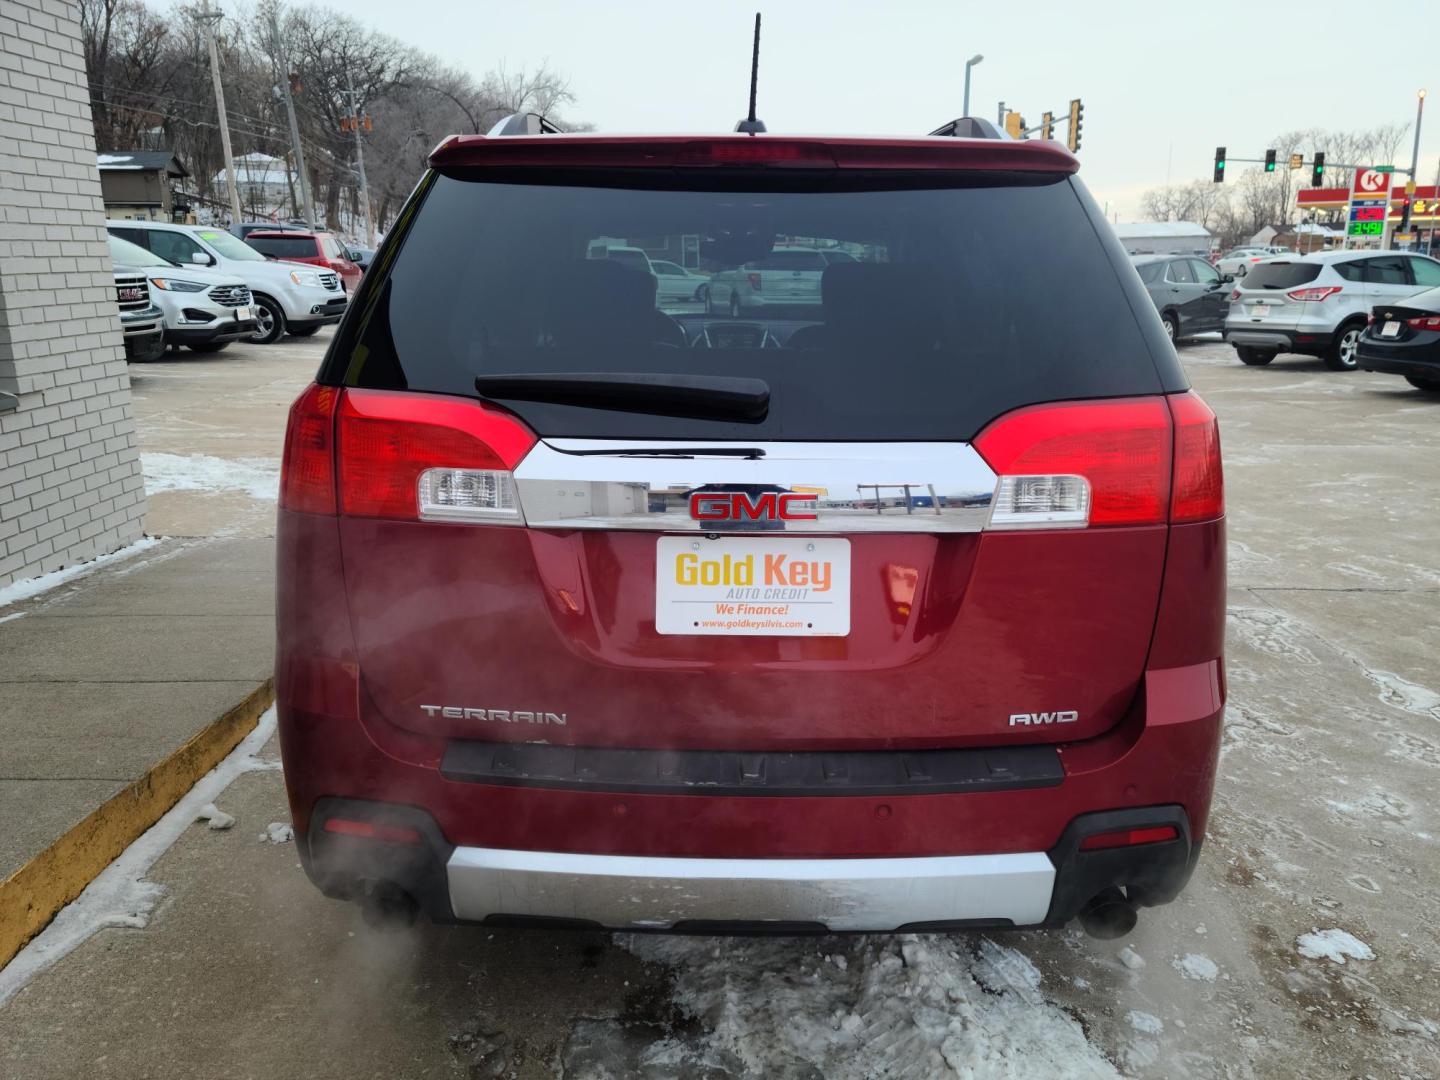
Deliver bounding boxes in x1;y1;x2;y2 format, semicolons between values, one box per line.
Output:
0;538;274;965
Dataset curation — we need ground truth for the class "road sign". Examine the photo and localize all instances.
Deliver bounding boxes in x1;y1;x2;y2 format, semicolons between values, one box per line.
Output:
1406;179;1417;196
1289;153;1303;170
1375;165;1396;173
1347;168;1392;239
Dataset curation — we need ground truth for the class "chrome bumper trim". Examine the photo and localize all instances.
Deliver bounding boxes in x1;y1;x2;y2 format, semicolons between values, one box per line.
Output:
446;847;1055;931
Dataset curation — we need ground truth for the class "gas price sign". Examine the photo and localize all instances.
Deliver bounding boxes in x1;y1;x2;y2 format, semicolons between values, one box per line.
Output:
1347;169;1392;238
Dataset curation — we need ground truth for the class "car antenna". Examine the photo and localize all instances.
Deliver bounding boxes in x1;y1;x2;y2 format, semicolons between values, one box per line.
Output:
734;13;766;134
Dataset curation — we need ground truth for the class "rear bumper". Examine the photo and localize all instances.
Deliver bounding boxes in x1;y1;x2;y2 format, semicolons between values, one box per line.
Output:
1358;346;1440;379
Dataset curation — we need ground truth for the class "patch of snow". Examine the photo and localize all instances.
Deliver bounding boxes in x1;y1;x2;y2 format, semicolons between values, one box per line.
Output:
1118;945;1145;971
0;708;278;1007
1360;667;1440;720
619;935;1121;1078
259;821;293;844
1296;928;1374;965
142;452;279;501
195;804;234;830
1072;976;1090;990
0;538;161;612
1126;1010;1163;1034
1173;954;1219;981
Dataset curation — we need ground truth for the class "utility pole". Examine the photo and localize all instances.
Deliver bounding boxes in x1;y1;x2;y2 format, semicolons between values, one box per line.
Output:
342;74;375;246
962;54;982;118
1399;89;1427;245
270;8;315;228
197;0;242;227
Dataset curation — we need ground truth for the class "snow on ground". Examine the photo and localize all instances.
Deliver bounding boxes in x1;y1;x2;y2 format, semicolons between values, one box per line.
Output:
0;537;160;612
618;934;1121;1078
1296;928;1375;965
141;452;279;501
0;709;280;1008
258;822;293;844
1171;953;1219;982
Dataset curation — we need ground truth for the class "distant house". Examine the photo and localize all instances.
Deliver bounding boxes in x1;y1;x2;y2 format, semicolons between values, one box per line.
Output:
1113;221;1214;255
212;152;292;214
1250;224;1340;254
97;151;190;221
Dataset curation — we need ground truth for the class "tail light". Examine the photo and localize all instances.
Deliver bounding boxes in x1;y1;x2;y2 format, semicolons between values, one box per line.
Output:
1168;391;1223;523
1367;313;1375;325
747;272;763;291
1287;285;1342;302
1079;824;1179;851
975;398;1172;528
1229;289;1242;301
279;383;339;514
337;389;536;522
1407;315;1440;330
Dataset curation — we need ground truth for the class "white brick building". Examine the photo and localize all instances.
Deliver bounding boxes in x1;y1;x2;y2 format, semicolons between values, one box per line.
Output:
0;0;146;588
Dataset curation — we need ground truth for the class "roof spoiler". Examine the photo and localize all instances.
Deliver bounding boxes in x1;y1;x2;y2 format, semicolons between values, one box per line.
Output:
928;117;1004;139
487;112;564;137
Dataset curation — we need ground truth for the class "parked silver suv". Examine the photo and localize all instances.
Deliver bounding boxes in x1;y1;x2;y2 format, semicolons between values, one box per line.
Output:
1226;251;1440;370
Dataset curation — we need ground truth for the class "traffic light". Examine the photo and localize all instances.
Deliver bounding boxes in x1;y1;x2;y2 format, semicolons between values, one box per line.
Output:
1040;111;1054;140
1264;149;1276;172
1004;111;1024;139
1066;98;1083;153
1213;147;1226;183
1311;151;1325;187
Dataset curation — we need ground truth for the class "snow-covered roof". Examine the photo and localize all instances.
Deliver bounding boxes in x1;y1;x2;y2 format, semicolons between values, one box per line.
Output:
1113;221;1213;239
95;151;188;176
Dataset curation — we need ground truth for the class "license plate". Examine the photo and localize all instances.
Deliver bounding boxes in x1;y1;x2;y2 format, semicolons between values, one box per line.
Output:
655;536;850;636
1381;320;1401;338
1251;303;1270;318
234;306;251;321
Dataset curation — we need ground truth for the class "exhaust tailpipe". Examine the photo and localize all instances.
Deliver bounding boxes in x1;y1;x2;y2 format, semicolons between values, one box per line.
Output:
1078;886;1138;940
359;881;419;929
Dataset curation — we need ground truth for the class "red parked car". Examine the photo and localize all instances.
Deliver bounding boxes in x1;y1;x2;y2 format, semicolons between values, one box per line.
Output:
246;230;363;292
276;120;1225;939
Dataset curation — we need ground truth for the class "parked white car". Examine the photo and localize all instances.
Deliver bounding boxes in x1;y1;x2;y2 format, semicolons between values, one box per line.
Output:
1214;247;1274;278
107;234;255;353
107;220;347;344
650;259;708;304
706;247;829;317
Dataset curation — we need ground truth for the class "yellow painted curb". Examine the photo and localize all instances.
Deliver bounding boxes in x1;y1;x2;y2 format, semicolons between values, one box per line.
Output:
0;677;275;971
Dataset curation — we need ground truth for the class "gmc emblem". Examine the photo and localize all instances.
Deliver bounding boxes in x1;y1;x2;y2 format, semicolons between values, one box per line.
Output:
118;287;145;302
689;491;817;522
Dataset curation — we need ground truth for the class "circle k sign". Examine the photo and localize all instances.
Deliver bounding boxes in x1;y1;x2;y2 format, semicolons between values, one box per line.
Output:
1353;169;1393;197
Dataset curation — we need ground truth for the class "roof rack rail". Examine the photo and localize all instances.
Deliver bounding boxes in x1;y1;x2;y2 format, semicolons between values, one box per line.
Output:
487;112;564;137
928;117;1003;140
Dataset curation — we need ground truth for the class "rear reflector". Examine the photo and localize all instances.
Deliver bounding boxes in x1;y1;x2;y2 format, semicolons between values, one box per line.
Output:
1079;825;1180;851
279;383;339;515
337;389;536;521
975;398;1172;527
322;818;423;845
1167;391;1224;523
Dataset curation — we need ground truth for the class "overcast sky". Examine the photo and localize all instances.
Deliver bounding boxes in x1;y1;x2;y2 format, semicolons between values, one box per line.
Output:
324;0;1439;219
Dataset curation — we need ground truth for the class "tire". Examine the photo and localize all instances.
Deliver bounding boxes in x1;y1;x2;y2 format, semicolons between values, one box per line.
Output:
1162;312;1180;343
694;283;710;304
187;341;229;353
1405;374;1440;392
1323;322;1363;371
728;291;741;318
249;294;286;344
287;325;322;337
1236;346;1275;366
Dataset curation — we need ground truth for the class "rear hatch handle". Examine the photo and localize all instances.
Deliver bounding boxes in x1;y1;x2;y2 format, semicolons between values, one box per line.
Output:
475;372;770;422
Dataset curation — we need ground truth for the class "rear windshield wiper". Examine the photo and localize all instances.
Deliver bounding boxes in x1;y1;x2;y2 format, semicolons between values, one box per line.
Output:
475;372;770;423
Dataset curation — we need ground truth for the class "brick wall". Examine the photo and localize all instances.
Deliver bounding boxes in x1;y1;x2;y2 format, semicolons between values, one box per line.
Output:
0;0;146;589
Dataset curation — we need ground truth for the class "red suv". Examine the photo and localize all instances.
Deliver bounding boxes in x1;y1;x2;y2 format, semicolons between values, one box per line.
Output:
246;230;363;293
277;123;1225;939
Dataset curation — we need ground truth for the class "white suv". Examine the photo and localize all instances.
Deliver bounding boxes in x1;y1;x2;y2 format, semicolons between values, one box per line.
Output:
108;220;348;344
107;233;255;353
1225;251;1440;370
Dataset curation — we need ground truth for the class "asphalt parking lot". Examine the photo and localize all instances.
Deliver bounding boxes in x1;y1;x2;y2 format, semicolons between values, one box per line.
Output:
1;334;1437;1078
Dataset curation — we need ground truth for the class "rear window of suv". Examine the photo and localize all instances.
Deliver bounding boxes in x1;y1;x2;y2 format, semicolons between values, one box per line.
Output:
328;170;1175;440
1241;262;1323;290
247;235;320;259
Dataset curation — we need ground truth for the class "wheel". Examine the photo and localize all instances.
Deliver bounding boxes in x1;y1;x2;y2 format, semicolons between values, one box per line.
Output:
1323;322;1363;371
1405;374;1440;392
287;325;322;337
1162;312;1179;343
694;283;710;304
728;291;741;318
187;341;229;353
250;294;286;344
1236;346;1275;366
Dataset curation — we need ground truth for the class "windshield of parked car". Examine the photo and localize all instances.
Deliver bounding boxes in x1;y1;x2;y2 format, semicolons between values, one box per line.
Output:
197;229;266;262
333;171;1167;441
108;234;174;268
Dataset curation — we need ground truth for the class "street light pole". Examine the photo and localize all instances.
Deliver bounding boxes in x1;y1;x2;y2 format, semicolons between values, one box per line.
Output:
962;54;983;118
1400;89;1427;245
197;0;242;227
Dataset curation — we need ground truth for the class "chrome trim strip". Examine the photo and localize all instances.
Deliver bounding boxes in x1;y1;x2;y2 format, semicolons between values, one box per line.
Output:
446;847;1055;931
511;439;997;533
